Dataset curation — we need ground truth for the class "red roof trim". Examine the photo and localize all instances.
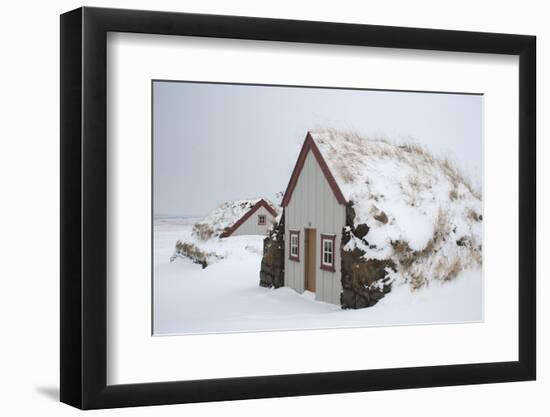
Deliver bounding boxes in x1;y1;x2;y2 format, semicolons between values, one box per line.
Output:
281;132;347;207
220;199;277;238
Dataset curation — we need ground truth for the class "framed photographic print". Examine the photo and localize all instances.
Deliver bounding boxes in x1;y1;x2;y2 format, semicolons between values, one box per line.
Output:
60;6;536;410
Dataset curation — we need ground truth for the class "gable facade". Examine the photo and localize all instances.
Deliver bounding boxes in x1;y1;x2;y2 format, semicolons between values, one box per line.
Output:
221;199;277;237
283;145;346;305
230;204;276;236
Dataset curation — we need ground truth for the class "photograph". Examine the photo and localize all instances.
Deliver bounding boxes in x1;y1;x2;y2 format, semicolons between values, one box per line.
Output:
52;3;539;412
152;81;484;335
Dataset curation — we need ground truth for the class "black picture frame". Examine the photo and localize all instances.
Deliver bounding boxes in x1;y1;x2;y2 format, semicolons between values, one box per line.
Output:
60;6;536;410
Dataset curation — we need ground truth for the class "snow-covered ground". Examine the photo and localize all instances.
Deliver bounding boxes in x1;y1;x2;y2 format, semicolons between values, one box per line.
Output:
153;219;483;335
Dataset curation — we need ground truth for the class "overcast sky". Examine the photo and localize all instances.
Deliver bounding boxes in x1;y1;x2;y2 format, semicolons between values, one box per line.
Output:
153;81;482;218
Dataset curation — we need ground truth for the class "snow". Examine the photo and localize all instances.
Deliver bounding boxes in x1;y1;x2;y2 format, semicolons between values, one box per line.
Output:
310;129;483;287
154;220;482;335
154;216;201;226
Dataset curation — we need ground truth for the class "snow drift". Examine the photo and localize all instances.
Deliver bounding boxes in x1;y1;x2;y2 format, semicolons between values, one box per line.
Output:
155;219;482;335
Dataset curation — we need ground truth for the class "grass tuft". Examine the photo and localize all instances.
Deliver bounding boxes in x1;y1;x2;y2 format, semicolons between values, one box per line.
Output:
173;240;220;268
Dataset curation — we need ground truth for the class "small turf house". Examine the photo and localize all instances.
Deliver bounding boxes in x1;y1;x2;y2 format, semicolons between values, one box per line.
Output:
193;198;278;240
260;129;483;309
278;132;348;305
220;199;278;237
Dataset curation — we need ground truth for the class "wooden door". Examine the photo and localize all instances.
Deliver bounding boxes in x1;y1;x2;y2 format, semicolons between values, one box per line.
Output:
304;229;316;292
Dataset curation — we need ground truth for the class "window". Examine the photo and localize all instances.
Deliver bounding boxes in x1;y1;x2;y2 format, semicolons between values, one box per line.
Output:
258;214;266;225
289;230;300;261
320;234;336;271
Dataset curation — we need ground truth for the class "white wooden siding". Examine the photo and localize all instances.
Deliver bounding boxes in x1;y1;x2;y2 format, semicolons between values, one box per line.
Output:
284;151;346;305
231;206;276;237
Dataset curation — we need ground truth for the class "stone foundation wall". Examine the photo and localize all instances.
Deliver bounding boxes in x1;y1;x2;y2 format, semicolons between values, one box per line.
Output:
259;212;285;288
340;204;396;309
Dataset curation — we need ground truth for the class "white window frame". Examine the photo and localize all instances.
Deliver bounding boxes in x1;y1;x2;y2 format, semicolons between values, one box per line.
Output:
258;214;266;225
320;234;336;271
289;230;300;261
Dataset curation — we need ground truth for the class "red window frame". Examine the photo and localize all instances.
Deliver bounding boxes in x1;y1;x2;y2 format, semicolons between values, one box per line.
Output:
258;214;266;225
320;234;336;272
289;230;300;261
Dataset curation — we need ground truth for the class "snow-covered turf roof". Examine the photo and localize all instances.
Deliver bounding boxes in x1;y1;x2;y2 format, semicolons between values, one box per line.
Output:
282;129;482;281
308;129;481;223
193;198;278;239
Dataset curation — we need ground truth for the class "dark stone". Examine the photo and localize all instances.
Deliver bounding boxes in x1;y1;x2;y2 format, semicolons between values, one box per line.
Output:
259;270;272;287
373;211;388;224
346;203;356;225
341;289;356;309
355;294;369;309
369;289;386;302
354;223;370;239
342;288;379;309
